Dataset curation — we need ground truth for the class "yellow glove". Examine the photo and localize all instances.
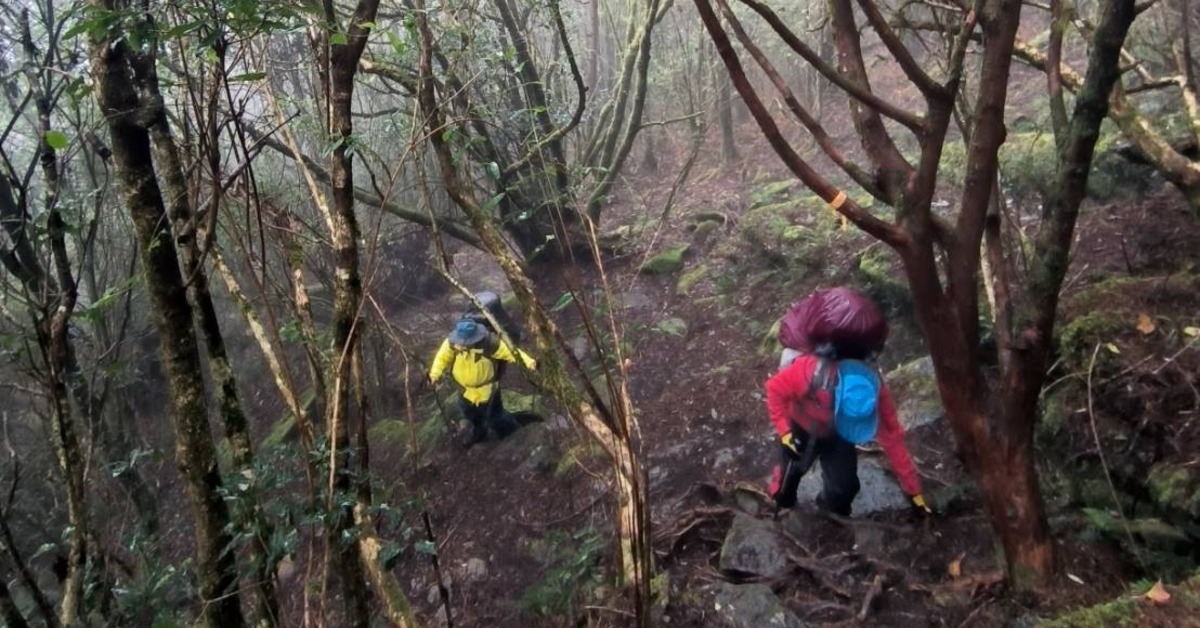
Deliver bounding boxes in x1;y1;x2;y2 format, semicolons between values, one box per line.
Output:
780;431;809;458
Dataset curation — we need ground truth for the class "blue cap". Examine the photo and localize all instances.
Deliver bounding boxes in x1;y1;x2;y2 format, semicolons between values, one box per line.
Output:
448;319;487;346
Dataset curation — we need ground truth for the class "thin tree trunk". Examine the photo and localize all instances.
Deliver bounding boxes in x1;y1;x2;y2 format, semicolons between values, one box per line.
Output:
320;0;416;621
20;11;89;622
88;14;245;625
128;48;279;625
718;69;738;162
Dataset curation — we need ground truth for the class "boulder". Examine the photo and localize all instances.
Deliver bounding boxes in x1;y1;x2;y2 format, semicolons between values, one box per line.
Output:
885;356;943;430
465;557;487;582
640;244;690;275
711;582;808;628
793;458;910;515
719;514;788;578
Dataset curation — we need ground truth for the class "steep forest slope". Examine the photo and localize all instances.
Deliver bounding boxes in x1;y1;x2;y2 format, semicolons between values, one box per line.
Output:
375;119;1200;627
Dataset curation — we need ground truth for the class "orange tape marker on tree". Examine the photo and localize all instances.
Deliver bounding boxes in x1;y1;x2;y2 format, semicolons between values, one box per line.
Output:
828;190;849;230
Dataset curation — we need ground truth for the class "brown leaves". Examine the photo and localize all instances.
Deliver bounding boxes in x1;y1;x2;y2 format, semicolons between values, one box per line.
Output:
1136;313;1156;335
947;553;965;579
1144;580;1171;605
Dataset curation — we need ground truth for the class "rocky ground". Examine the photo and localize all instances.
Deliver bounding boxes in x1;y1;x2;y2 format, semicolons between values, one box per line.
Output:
367;120;1200;626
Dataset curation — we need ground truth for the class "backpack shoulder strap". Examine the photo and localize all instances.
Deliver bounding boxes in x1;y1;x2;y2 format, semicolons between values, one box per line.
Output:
807;357;838;397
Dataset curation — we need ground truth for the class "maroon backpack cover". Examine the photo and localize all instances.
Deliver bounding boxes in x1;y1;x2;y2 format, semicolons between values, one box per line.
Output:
779;287;888;357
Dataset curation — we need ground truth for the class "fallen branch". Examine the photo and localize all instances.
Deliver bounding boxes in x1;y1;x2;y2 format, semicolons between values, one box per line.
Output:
858;574;884;620
652;507;737;556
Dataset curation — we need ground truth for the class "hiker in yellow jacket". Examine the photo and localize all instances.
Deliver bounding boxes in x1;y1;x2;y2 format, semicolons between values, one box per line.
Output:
427;318;537;448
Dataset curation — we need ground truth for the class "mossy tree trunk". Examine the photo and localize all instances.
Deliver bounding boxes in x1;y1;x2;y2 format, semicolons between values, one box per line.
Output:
88;4;245;624
313;0;415;623
19;12;89;621
125;37;279;624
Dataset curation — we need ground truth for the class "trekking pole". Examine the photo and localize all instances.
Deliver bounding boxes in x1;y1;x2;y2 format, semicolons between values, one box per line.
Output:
422;510;454;628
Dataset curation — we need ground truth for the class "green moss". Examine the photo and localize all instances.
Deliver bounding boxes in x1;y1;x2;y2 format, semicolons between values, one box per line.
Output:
503;391;544;415
885;357;943;429
857;247;912;316
652;317;688;337
1042;576;1200;627
691;220;721;240
938;141;969;183
368;419;414;448
690;211;728;225
749;179;794;208
758;317;782;357
1147;464;1200;518
1055;310;1124;366
1041;595;1139;627
639;244;689;275
263;416;297;448
598;224;634;253
737;199;831;267
1000;131;1058;199
676;264;710;295
1038;389;1072;440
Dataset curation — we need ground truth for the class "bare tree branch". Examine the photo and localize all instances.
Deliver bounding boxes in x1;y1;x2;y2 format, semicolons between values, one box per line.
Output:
695;0;909;246
713;0;882;197
737;0;926;132
855;0;947;96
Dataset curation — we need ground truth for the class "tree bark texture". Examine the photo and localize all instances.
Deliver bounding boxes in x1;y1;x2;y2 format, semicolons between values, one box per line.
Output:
88;13;245;625
127;43;279;625
320;0;415;622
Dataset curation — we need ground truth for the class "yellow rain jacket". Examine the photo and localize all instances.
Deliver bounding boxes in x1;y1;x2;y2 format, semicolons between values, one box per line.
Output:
428;339;537;405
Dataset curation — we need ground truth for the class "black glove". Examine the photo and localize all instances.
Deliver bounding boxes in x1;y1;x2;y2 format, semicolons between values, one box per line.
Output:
773;430;815;510
420;375;436;391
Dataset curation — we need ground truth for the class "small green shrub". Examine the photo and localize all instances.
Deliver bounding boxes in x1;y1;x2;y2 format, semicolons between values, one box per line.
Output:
519;527;605;618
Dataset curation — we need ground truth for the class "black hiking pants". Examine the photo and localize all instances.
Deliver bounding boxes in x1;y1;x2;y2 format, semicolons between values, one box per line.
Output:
458;389;518;441
774;434;860;516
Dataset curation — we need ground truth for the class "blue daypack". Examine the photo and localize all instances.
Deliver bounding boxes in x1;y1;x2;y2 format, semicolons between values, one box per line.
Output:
831;359;881;444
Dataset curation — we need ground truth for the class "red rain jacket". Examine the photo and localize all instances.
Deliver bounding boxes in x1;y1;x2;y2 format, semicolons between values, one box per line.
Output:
765;355;922;496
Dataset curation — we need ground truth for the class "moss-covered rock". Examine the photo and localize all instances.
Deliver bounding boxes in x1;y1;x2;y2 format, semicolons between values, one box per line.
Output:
736;197;828;265
1056;310;1125;367
598;224;634;254
690;211;728;226
1148;463;1200;519
1082;507;1189;549
885;356;943;430
748;179;794;208
639;244;689;275
504;390;549;415
652;317;688;337
676;264;710;295
691;220;722;245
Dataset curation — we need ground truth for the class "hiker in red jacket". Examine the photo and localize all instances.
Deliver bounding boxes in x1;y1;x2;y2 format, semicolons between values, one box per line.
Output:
767;287;929;516
766;354;928;516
